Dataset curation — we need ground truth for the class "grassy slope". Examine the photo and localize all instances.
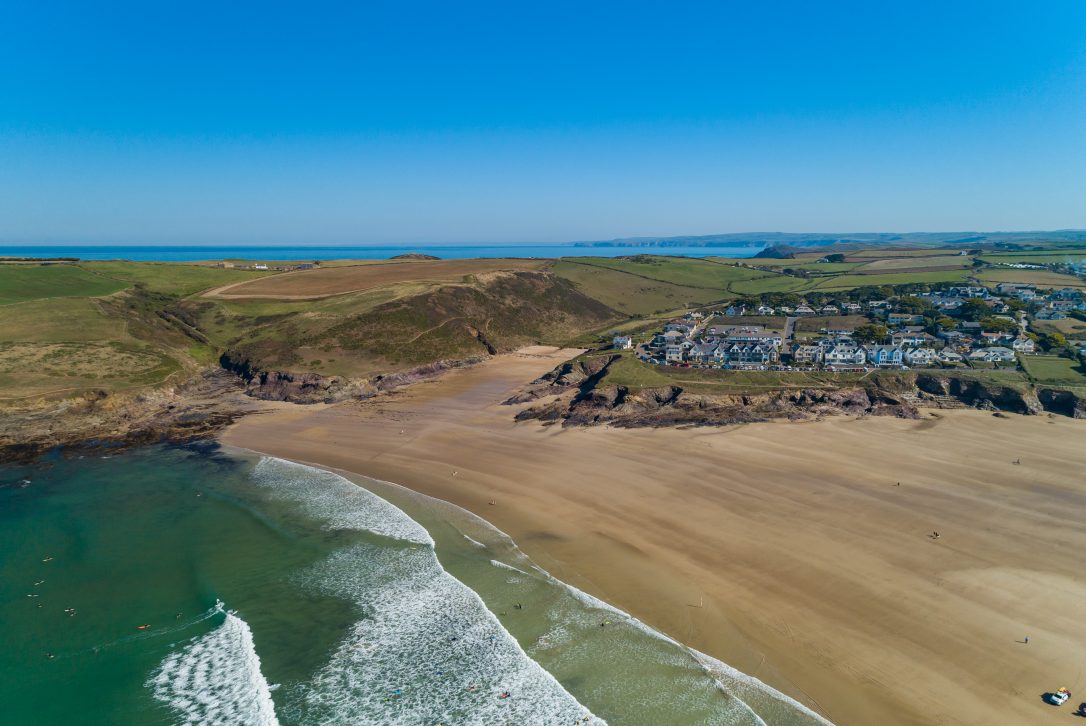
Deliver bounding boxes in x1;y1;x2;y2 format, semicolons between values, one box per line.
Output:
0;264;129;304
0;262;281;399
195;269;619;378
4;245;1084;401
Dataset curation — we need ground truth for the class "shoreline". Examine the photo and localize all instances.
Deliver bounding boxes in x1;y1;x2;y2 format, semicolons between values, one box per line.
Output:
222;346;1086;725
224;442;833;724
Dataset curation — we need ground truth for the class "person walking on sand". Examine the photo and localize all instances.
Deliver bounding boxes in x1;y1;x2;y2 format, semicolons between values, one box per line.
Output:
1024;635;1029;644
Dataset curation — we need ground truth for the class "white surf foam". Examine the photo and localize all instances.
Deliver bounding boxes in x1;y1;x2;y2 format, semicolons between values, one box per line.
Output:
358;473;834;724
251;457;433;545
149;604;280;726
250;457;602;725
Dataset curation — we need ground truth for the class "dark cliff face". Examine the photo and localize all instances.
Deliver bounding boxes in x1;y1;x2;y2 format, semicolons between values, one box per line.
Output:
516;383;918;428
219;350;485;404
512;362;1086;428
1037;388;1086;419
914;374;1043;415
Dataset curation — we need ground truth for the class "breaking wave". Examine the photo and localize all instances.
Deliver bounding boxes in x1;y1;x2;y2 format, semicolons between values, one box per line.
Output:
148;603;280;726
251;457;601;725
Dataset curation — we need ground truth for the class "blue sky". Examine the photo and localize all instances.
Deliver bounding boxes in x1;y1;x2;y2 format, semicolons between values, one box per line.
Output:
2;1;1085;244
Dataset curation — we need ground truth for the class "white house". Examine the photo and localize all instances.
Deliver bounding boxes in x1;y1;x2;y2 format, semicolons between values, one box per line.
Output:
864;344;904;367
825;344;866;366
904;347;935;366
969;347;1016;363
936;349;964;364
612;335;634;350
665;344;686;363
1011;336;1036;353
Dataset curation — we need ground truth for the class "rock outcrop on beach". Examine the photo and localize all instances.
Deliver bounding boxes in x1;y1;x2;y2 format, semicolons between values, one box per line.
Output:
0;370;260;463
219;351;488;404
510;358;1086;428
514;382;918;427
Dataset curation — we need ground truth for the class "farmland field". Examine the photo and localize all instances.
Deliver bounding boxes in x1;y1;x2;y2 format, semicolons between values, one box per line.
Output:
727;275;815;294
809;269;971;290
980;251;1086;265
0;264;129;304
206;258;547;299
561;256;773;290
975;268;1086;289
81;261;275;296
846;248;966;259
553;260;723;315
852;256;971;272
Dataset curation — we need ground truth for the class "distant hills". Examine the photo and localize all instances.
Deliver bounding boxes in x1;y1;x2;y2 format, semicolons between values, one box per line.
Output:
572;230;1086;249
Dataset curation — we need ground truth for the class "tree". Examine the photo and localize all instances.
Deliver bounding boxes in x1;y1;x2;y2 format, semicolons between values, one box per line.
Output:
957;298;992;322
1003;298;1027;313
853;324;889;344
979;317;1018;334
824;253;846;263
1040;332;1067;351
896;296;936;315
929;314;955;329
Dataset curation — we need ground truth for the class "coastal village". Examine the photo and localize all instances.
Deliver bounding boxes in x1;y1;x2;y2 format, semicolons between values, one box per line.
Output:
620;282;1086;373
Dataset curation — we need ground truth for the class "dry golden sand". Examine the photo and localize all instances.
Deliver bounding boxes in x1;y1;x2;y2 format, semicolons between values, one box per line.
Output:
223;347;1086;725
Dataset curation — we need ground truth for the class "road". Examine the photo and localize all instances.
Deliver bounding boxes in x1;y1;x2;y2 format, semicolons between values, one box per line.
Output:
783;315;798;346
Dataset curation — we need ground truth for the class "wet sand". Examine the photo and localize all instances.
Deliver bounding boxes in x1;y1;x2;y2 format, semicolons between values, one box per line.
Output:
223;347;1086;725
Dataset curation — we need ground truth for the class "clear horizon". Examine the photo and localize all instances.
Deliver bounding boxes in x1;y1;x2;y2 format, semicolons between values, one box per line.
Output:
5;228;1086;249
2;2;1085;244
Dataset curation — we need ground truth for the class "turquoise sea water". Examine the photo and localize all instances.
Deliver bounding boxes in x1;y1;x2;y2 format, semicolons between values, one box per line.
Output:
0;244;764;262
0;445;828;725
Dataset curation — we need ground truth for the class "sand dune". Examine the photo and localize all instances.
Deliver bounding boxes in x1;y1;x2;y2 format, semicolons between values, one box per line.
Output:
224;347;1086;725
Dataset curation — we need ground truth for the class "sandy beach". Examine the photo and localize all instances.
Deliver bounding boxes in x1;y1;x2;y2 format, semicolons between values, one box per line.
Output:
223;347;1086;725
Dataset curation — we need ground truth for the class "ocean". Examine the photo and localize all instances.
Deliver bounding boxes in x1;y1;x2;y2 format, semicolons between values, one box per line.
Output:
0;244;764;262
0;445;828;725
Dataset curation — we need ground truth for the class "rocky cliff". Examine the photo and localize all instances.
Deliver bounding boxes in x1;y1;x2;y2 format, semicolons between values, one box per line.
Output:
219;350;486;403
510;358;1086;428
0;370;261;463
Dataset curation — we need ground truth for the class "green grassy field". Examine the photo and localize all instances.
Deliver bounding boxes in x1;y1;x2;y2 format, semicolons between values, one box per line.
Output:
974;268;1086;289
1029;316;1086;339
727;275;816;293
852;256;971;272
80;261;275;296
846;248;967;259
0;264;130;304
552;259;726;315
1019;355;1086;386
560;256;771;290
5;244;1085;403
980;250;1086;265
809;269;972;290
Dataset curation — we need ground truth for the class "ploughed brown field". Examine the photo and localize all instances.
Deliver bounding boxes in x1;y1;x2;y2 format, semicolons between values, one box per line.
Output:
224;347;1086;726
204;258;548;299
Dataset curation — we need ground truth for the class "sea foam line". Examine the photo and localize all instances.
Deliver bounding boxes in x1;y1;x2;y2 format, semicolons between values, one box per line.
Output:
359;471;834;725
251;457;603;726
148;605;280;726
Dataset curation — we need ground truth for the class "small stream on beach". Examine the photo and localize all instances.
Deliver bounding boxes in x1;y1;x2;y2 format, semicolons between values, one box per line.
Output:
0;443;828;725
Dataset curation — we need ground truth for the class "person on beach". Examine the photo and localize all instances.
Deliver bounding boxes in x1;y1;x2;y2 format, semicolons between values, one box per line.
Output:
1024;636;1029;644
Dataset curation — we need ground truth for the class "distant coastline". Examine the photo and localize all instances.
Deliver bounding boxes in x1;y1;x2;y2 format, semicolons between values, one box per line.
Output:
0;243;766;262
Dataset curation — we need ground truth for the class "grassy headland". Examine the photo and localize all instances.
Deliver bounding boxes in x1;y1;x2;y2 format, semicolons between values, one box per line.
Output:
3;240;1086;404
